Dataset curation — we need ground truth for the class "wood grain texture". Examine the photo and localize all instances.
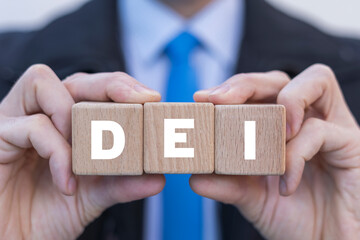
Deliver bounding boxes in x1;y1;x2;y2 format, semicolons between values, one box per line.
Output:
215;105;286;175
72;102;143;175
144;103;214;174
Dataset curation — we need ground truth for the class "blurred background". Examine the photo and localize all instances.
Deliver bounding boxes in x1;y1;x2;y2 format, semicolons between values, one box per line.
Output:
0;0;359;39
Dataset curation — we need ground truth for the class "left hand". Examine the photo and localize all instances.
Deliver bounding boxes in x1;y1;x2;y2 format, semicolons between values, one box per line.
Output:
190;64;360;240
0;66;164;240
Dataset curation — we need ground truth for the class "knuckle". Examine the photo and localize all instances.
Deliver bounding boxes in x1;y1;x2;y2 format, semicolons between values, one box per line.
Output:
233;73;247;79
29;114;51;129
108;72;137;89
229;73;247;81
27;64;52;77
308;64;338;92
106;84;132;101
304;117;325;131
227;73;254;86
112;71;132;81
63;72;88;97
269;70;291;83
63;76;77;92
310;63;335;79
24;64;54;86
277;89;292;104
64;72;87;82
70;72;87;78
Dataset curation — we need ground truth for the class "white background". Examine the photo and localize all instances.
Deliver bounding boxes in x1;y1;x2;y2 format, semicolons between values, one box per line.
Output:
0;0;359;39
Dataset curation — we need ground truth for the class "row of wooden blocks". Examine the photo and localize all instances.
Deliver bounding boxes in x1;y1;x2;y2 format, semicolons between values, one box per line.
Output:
72;102;286;175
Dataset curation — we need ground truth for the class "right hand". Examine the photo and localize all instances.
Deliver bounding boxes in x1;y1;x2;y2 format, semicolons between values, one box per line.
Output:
0;64;165;240
190;66;360;239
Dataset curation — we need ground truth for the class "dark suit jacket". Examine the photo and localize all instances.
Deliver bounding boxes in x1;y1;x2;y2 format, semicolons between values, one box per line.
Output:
0;0;360;239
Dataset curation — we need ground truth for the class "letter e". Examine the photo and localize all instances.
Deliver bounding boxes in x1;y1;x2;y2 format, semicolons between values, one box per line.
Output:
164;119;194;158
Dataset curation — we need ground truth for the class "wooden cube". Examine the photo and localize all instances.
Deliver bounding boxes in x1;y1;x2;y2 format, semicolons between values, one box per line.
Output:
215;105;286;175
144;103;214;174
72;102;143;175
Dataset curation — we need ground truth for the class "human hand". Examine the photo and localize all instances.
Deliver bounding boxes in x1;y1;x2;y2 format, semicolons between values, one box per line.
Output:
0;64;165;240
190;64;360;239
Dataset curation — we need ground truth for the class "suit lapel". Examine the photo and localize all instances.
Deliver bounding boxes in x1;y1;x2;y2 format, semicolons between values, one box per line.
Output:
235;0;310;77
16;0;126;79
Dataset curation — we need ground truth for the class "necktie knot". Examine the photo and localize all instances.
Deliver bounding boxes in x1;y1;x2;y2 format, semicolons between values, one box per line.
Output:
165;32;199;63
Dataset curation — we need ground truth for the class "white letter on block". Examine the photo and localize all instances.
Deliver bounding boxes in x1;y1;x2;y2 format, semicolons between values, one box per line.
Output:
244;121;256;160
91;120;125;160
164;119;194;158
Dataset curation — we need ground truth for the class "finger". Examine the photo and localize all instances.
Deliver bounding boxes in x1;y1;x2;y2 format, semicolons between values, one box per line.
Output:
86;174;165;207
194;71;290;104
77;175;165;224
63;72;161;103
190;174;273;224
193;86;218;101
0;114;75;195
277;64;356;139
280;117;356;196
0;64;75;139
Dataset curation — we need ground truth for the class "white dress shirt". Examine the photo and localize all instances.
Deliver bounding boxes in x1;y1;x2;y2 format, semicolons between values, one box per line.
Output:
118;0;244;239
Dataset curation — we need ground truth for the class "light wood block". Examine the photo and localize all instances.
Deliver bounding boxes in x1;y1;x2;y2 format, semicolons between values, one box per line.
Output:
72;102;143;175
215;105;286;175
144;103;214;174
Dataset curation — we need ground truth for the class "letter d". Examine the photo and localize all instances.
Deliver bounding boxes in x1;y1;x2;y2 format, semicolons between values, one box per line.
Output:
91;120;125;160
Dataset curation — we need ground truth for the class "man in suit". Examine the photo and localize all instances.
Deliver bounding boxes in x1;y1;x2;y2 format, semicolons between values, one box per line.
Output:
0;0;359;239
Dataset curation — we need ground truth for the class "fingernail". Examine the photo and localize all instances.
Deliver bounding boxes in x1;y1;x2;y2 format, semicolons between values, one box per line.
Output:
210;84;230;95
195;89;211;95
134;84;159;95
67;176;77;195
279;177;287;195
286;123;291;138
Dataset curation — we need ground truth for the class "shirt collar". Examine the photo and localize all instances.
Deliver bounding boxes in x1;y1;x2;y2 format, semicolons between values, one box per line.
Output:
120;0;244;67
189;0;244;67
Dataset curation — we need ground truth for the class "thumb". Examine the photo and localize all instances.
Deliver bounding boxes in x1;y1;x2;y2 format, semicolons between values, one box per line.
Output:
190;174;274;224
77;174;165;223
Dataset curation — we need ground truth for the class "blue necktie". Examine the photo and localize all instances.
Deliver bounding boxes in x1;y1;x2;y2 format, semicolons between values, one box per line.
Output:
163;32;202;240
